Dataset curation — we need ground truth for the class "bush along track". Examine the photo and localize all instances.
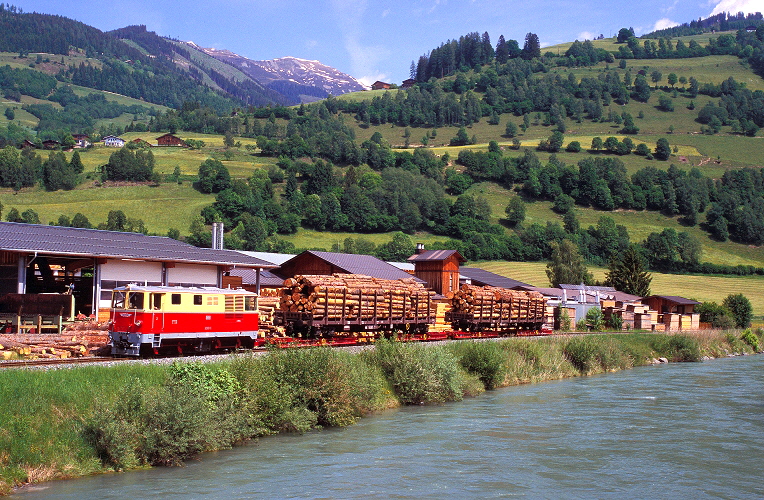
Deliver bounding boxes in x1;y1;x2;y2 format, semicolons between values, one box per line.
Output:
2;330;763;494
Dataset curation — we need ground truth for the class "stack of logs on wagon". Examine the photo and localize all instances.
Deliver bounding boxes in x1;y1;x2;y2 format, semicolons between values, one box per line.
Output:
446;284;547;331
274;274;548;336
275;274;434;335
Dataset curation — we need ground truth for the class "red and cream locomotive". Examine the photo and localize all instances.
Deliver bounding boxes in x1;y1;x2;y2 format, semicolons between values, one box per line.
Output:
109;285;260;356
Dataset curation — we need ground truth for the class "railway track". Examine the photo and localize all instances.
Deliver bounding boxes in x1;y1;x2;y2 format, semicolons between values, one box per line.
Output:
0;356;131;369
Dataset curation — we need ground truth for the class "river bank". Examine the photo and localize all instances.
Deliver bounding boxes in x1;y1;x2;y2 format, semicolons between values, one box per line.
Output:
2;330;762;495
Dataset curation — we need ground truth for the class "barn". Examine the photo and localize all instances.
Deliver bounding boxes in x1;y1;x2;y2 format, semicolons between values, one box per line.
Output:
0;222;276;322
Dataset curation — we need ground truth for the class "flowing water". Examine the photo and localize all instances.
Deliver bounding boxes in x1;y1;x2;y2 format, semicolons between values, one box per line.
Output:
16;355;764;499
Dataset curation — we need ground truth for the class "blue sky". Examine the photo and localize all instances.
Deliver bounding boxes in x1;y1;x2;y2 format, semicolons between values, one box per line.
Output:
17;0;762;86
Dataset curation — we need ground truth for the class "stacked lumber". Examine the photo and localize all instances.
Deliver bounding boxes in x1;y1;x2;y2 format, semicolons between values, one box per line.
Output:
428;301;452;333
0;331;109;359
448;284;546;323
257;296;280;324
279;274;434;322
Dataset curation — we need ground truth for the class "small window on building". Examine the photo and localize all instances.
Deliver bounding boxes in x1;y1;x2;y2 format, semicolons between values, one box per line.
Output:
193;295;203;305
172;294;181;305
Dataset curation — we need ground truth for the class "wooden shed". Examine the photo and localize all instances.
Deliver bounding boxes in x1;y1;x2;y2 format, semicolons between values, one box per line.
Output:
407;248;465;296
643;295;700;315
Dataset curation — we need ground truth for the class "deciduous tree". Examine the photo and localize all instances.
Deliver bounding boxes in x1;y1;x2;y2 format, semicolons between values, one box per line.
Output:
723;293;752;328
546;239;593;287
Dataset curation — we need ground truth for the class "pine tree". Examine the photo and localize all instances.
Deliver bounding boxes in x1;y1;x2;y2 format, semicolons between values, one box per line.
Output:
604;245;652;296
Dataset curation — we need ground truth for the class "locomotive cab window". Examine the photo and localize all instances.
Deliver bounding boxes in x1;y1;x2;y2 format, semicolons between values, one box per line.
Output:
171;294;182;305
112;290;126;309
128;292;145;310
245;296;257;311
193;295;203;305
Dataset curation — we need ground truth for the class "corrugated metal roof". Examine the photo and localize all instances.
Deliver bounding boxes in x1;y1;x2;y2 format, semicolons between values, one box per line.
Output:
407;249;465;262
388;261;415;271
292;251;422;281
559;284;617;292
459;267;531;289
648;295;700;305
0;222;276;268
229;268;285;287
236;251;295;266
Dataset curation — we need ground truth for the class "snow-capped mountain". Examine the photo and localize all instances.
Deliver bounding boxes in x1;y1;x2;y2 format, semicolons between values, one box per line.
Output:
184;43;365;103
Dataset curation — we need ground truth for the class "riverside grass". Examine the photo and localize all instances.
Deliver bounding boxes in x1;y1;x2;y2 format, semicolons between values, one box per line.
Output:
1;331;763;495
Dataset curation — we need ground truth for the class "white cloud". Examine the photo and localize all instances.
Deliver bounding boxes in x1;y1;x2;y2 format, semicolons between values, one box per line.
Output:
653;18;680;31
710;0;762;15
578;31;596;41
661;0;680;14
358;74;388;87
329;0;394;82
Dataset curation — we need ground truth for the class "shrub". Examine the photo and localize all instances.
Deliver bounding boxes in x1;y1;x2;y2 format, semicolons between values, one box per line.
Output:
586;307;605;331
87;369;247;468
606;314;623;331
724;332;748;353
558;308;572;332
449;341;506;390
650;335;701;362
370;337;464;404
260;348;362;428
563;337;631;374
696;301;735;329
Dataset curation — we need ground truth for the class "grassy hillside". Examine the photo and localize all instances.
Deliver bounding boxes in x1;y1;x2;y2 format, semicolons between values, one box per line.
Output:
545;31;744;53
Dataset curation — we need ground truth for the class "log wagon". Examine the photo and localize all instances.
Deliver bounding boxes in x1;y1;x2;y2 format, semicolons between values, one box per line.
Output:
273;274;435;338
446;284;549;334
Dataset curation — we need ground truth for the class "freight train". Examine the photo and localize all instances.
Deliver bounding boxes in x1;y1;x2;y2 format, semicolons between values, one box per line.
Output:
109;275;550;356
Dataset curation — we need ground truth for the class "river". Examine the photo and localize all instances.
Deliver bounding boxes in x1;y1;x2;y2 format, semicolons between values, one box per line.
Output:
15;354;764;498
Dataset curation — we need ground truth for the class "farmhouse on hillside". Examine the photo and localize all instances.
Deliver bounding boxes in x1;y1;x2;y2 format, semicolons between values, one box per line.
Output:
371;81;392;90
72;134;90;148
102;135;125;147
156;133;188;147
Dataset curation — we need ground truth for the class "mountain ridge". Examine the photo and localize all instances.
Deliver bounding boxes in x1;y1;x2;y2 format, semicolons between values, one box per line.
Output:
182;42;366;102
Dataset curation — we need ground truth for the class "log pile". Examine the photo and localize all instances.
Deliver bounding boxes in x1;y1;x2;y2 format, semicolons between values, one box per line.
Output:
448;284;546;323
279;274;434;322
0;326;110;360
